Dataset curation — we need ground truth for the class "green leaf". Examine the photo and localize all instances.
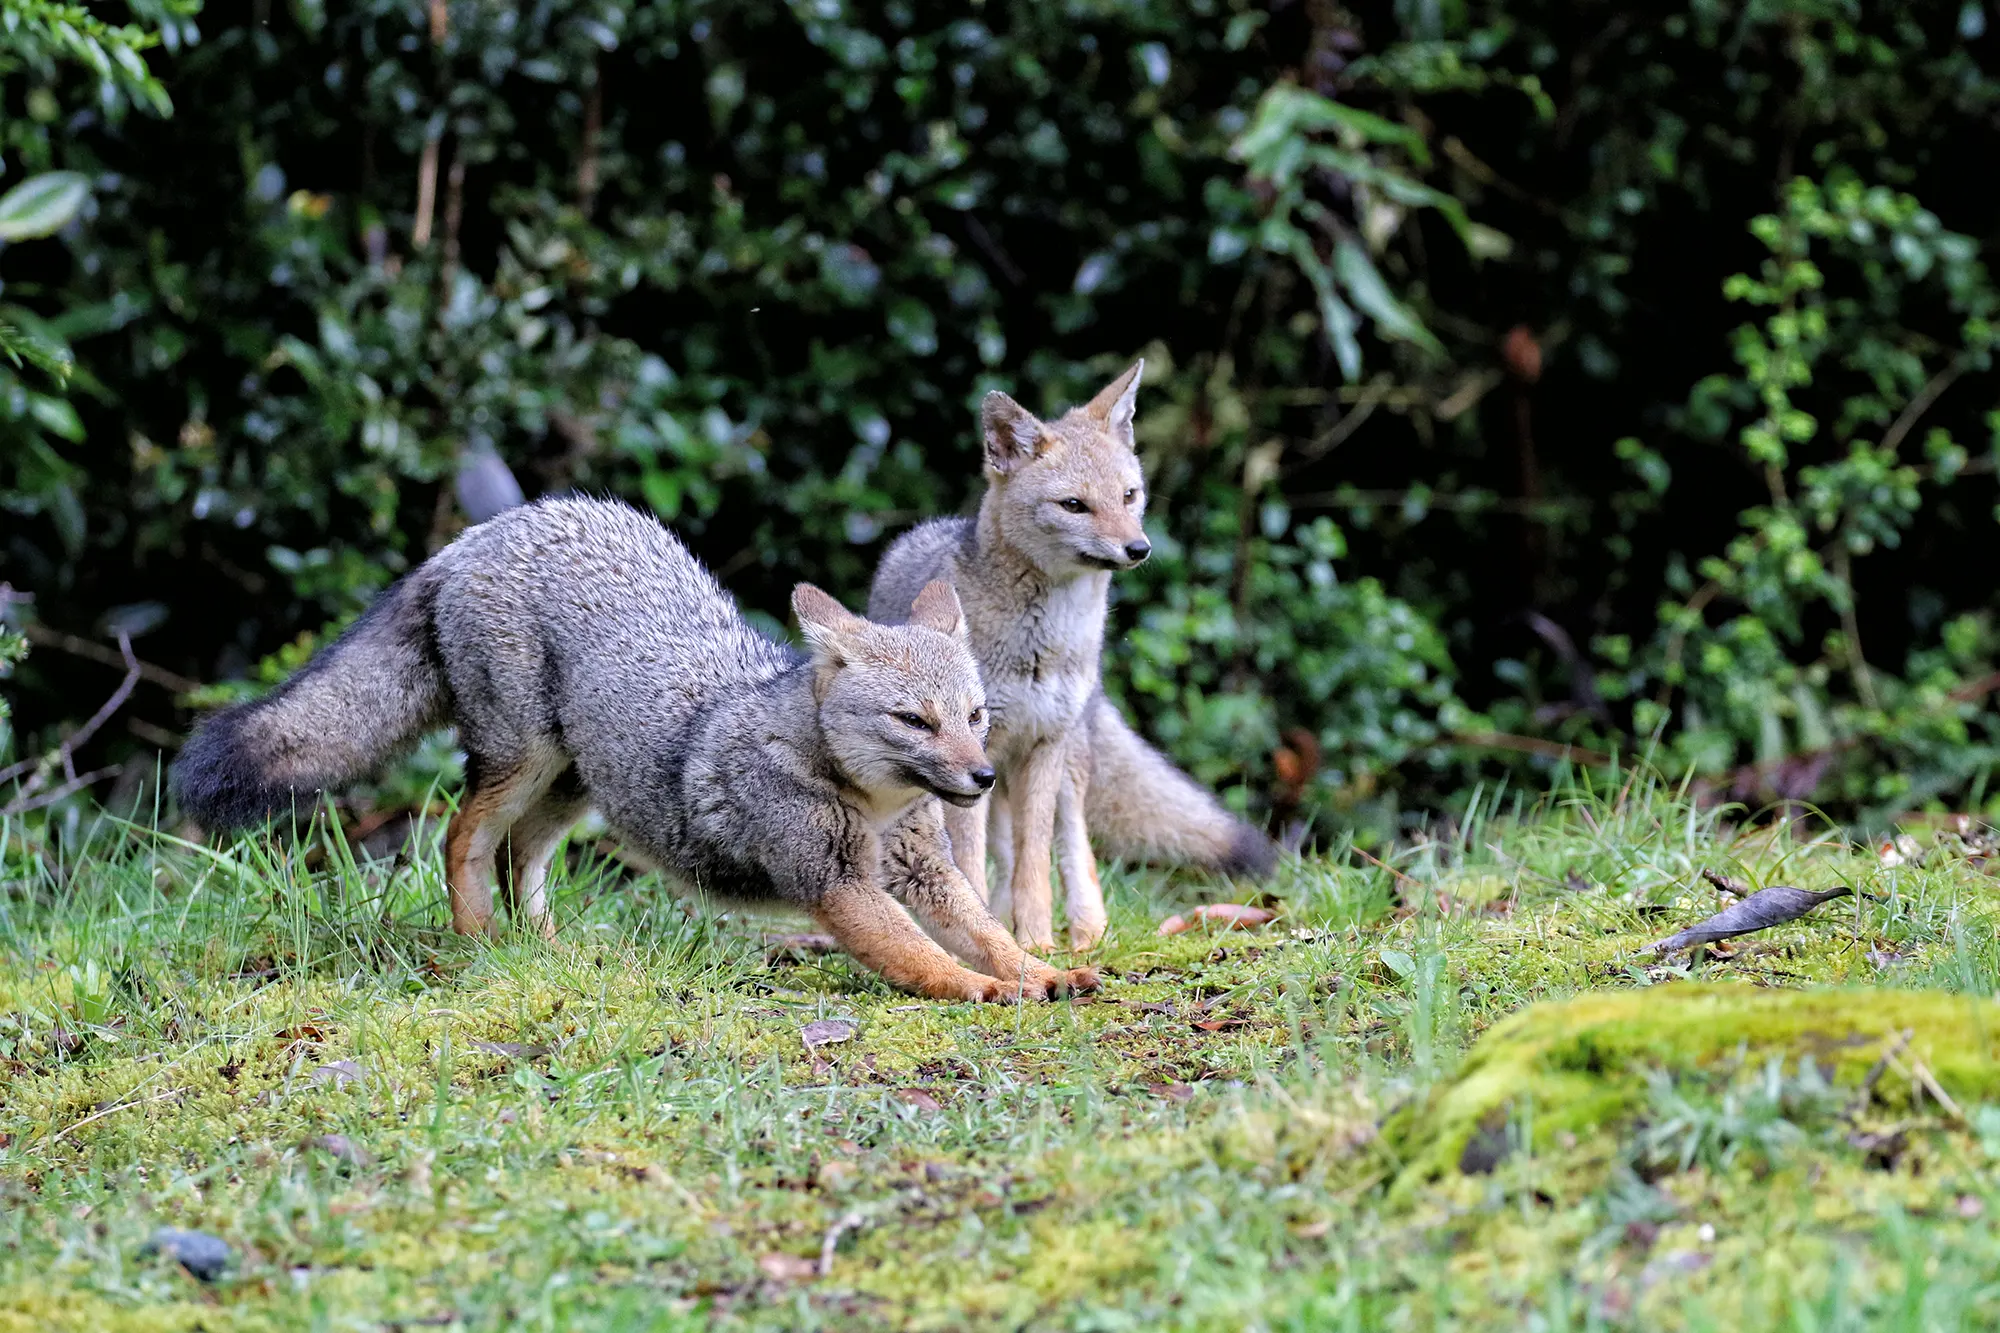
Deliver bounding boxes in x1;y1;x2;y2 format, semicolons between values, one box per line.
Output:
0;320;75;383
1333;238;1441;353
0;172;90;243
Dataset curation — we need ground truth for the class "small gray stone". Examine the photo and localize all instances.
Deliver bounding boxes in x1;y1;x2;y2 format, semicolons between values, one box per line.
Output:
144;1226;232;1282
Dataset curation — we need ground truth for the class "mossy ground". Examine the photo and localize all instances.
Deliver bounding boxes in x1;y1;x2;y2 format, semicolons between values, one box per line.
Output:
4;779;2000;1330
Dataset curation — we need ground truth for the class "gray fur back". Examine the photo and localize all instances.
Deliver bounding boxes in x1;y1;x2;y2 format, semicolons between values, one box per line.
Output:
422;497;797;842
868;517;971;625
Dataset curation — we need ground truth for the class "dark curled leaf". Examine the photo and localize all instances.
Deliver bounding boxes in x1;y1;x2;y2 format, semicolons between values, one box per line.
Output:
1644;885;1853;955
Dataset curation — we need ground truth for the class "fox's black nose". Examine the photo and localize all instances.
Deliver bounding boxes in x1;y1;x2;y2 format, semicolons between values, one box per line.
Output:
1124;539;1152;563
970;767;997;791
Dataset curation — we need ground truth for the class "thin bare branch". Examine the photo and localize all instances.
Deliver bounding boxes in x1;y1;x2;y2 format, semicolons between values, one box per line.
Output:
0;765;124;817
18;623;203;695
1880;358;1966;457
0;633;141;794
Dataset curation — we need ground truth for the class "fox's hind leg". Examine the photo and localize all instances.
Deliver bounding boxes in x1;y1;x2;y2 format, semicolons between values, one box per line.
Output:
500;768;590;941
1055;742;1106;951
445;747;567;938
1002;742;1064;951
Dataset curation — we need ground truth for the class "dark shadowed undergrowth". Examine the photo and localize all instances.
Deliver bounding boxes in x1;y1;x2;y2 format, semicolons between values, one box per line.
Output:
4;773;2000;1330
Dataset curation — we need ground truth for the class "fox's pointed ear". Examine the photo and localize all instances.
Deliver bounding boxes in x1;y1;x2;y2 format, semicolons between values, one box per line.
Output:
908;580;968;641
982;390;1049;476
792;583;865;662
1082;359;1144;448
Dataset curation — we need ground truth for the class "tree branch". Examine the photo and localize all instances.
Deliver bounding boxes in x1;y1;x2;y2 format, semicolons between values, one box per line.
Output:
0;632;141;797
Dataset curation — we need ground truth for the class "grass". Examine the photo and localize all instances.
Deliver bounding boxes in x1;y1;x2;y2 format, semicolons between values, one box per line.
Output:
4;773;2000;1330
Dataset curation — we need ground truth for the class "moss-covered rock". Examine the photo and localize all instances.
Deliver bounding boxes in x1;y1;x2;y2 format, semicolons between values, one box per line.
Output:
1388;984;2000;1193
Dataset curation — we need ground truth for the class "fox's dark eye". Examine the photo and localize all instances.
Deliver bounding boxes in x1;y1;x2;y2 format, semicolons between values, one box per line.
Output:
1123;488;1139;504
892;711;934;731
968;707;986;727
1058;498;1090;514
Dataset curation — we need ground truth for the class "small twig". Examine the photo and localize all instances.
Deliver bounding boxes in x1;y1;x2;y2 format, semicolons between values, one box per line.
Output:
1351;845;1420;891
19;623;202;694
1;765;124;817
1699;868;1750;899
1449;730;1616;768
962;214;1025;288
1830;546;1876;709
1283;374;1393;472
818;1209;864;1277
47;1086;186;1144
1879;358;1965;457
1947;671;2000;703
126;717;184;751
578;60;602;216
441;147;466;278
413;134;441;248
0;632;140;794
1899;1056;1968;1125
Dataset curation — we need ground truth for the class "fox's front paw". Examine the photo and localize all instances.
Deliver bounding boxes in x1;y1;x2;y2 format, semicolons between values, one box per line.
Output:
1009;963;1101;1001
1051;965;1100;997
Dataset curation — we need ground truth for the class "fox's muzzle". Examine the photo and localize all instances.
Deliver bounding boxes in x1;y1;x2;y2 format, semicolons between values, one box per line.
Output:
916;763;994;807
1079;538;1151;571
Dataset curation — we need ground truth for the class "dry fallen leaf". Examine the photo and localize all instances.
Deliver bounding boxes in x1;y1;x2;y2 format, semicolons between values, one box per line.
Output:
308;1059;364;1088
1644;885;1853;955
894;1088;942;1112
757;1252;819;1282
1148;1082;1195;1103
800;1018;858;1050
1157;903;1277;936
470;1040;551;1060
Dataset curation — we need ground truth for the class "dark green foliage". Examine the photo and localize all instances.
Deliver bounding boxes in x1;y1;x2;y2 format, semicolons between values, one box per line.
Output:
3;1;1998;836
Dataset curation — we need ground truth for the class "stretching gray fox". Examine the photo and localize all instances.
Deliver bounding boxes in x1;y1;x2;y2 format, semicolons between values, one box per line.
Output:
870;363;1278;951
172;496;1097;1003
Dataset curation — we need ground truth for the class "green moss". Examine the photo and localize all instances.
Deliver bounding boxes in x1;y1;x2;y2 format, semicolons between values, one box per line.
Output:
9;791;2000;1327
1389;984;2000;1193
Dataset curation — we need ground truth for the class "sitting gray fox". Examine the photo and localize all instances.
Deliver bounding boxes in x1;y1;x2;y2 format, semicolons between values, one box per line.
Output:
869;362;1278;952
172;496;1097;1003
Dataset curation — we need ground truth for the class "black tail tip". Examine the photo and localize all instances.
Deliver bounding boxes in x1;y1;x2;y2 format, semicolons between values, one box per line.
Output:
169;710;315;832
1220;823;1282;879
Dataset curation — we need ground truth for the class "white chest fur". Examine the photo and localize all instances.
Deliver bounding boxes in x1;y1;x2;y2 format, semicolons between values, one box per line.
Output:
970;571;1107;760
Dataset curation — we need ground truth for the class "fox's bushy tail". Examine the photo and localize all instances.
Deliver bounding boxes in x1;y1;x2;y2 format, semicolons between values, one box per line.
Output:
172;570;449;830
1083;693;1279;878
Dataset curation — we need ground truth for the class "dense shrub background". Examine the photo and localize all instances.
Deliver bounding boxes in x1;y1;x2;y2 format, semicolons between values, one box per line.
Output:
3;0;1998;839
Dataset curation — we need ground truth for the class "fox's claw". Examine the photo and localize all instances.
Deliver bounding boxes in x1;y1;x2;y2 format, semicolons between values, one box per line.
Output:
1005;963;1101;1001
1050;965;1100;997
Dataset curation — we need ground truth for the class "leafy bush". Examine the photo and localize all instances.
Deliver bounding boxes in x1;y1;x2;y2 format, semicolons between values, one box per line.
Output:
4;1;1998;837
